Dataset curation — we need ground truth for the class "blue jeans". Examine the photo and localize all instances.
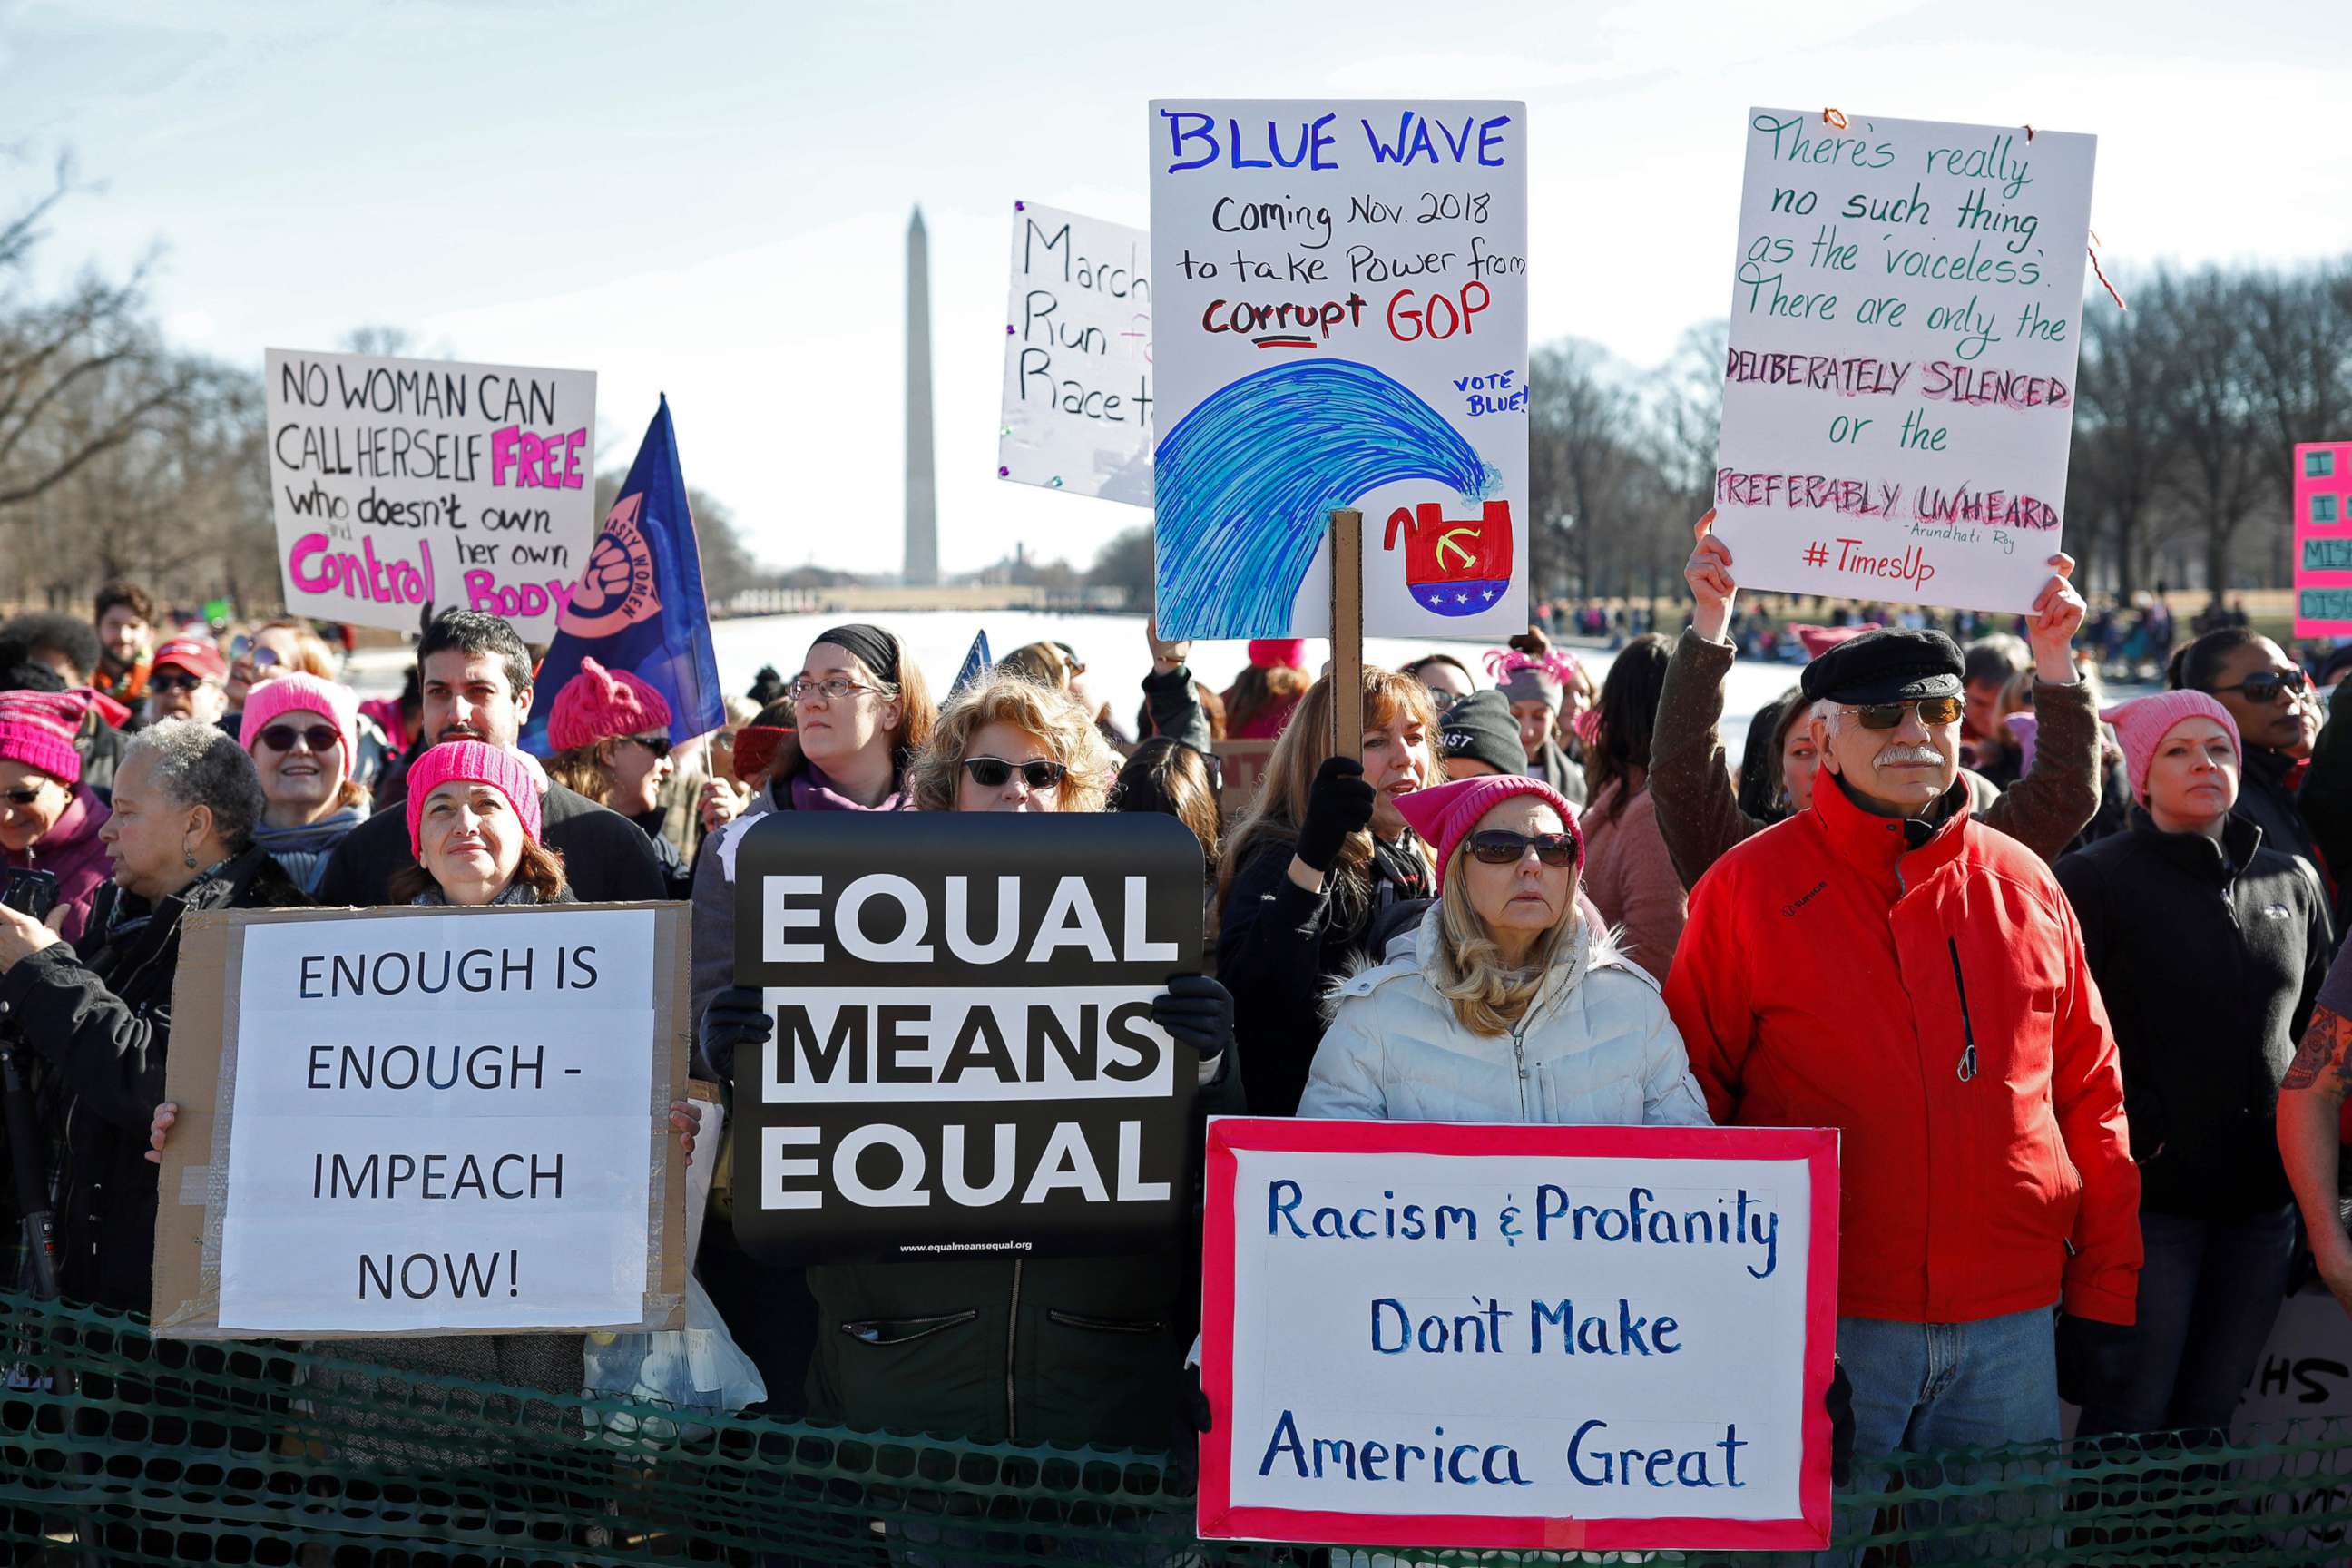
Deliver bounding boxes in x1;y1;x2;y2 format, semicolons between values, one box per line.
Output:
1829;1307;2060;1563
2076;1205;2294;1441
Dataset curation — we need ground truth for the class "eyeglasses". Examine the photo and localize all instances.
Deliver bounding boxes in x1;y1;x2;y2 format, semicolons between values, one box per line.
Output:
960;756;1067;790
2210;668;2311;704
149;671;206;694
623;734;672;758
1465;829;1579;867
789;675;887;703
229;638;280;672
1843;695;1965;730
257;724;339;754
0;784;51;808
1423;688;1464;713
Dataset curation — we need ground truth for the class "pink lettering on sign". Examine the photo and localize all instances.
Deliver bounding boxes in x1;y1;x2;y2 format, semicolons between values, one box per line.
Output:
464;571;576;622
288;533;436;607
489;426;588;490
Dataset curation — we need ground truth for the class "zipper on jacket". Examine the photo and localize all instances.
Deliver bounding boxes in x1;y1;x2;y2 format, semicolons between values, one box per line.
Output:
1946;937;1979;1083
1510;1016;1532;1120
1004;1258;1024;1442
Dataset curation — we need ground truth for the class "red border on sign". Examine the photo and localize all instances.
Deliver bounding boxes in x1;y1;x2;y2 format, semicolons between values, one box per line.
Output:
1196;1116;1840;1552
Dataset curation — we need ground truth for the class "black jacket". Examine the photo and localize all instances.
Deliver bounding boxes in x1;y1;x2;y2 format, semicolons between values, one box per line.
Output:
1;848;309;1309
2237;745;2328;897
2056;811;2329;1218
800;1050;1244;1449
311;780;665;906
1216;833;1430;1116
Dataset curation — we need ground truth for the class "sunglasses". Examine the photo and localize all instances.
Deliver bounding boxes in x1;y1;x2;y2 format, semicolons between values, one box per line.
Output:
961;756;1067;790
228;638;281;671
149;671;206;694
1424;688;1464;713
258;724;339;754
1844;694;1965;730
2210;668;2311;704
1;784;50;807
623;734;672;758
1465;829;1579;867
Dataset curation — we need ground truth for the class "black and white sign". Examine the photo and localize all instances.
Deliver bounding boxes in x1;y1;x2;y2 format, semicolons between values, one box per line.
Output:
731;811;1204;1265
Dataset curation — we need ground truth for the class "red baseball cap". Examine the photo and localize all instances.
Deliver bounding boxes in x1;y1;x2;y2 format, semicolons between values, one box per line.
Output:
150;634;226;681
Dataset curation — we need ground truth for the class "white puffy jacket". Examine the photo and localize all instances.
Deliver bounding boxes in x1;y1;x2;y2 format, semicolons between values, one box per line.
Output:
1297;908;1711;1126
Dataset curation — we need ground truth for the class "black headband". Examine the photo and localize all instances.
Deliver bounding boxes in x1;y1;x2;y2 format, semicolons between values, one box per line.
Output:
811;623;900;688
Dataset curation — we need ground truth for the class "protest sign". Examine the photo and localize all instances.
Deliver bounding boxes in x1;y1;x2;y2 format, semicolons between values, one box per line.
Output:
730;811;1203;1266
152;903;688;1339
998;202;1153;505
1710;110;2096;612
2294;441;2352;637
1148;100;1529;641
1200;1118;1838;1552
264;348;597;641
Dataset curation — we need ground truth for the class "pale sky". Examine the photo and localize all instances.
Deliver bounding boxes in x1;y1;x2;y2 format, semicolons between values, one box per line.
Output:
5;0;2343;578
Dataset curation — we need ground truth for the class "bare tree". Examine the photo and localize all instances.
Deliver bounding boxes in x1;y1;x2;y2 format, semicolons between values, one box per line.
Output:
2150;269;2270;611
2068;279;2178;600
0;154;193;516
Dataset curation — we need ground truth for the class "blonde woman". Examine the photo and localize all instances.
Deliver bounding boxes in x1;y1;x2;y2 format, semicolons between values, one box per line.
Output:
1300;774;1708;1125
906;669;1117;813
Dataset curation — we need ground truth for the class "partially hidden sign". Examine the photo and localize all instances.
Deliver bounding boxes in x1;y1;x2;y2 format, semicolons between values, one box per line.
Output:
1200;1118;1838;1553
2293;441;2352;637
152;903;688;1339
1710;110;2096;613
998;201;1154;505
265;348;597;640
731;812;1204;1265
1148;100;1529;641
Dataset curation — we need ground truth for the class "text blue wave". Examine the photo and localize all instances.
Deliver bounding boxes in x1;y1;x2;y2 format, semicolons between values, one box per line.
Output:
1153;359;1496;638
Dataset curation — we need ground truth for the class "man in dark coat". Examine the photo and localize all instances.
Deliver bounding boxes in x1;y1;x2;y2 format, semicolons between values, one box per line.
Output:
313;610;663;907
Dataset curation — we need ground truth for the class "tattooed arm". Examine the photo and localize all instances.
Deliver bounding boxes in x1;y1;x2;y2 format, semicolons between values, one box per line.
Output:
2279;1003;2352;1318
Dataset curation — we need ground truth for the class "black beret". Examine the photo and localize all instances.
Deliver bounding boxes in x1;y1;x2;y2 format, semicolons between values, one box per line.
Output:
1798;627;1965;707
1437;690;1525;777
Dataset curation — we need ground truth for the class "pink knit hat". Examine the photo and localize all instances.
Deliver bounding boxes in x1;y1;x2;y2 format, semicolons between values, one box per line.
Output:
1793;622;1881;661
403;740;544;855
240;672;358;778
0;690;86;784
546;658;672;750
1248;639;1307;671
2101;691;2241;804
1392;775;1583;890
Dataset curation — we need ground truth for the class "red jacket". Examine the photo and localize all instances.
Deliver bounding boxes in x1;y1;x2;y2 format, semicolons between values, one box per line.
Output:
1663;775;2141;1326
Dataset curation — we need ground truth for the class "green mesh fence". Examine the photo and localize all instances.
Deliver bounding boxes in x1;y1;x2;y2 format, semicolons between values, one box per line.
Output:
5;1289;2352;1565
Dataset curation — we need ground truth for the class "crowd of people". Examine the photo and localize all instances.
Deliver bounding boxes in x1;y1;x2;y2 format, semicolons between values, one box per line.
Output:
8;530;2352;1553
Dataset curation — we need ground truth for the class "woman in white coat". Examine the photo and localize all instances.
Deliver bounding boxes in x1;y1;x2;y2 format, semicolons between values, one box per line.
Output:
1299;772;1710;1126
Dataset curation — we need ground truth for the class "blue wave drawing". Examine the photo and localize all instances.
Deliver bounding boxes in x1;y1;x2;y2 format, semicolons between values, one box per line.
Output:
1154;359;1498;639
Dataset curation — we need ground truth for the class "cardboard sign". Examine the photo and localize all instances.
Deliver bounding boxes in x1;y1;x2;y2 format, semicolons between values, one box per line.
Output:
998;202;1154;505
2232;1283;2352;1550
1711;110;2096;613
265;348;597;640
730;811;1204;1266
2294;442;2352;637
152;903;688;1339
1148;100;1529;641
1200;1118;1838;1553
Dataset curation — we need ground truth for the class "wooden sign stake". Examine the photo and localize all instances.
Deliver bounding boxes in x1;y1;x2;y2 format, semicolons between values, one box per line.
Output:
1328;507;1365;763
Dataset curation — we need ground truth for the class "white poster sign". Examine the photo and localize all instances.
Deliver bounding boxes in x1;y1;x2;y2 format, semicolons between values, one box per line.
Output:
1148;100;1529;640
1200;1120;1838;1553
1711;110;2096;612
998;202;1153;505
265;348;597;640
214;908;661;1333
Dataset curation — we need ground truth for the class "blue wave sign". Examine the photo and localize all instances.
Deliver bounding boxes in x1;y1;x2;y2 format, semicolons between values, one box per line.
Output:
1148;99;1529;641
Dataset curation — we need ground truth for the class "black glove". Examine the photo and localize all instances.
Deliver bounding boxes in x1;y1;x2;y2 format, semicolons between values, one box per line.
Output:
1189;1362;1214;1434
700;985;773;1083
1152;975;1234;1060
1826;1357;1854;1488
1294;756;1377;874
2054;1313;2137;1409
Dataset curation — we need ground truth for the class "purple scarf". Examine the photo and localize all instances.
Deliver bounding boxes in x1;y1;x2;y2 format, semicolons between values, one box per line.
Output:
789;764;910;813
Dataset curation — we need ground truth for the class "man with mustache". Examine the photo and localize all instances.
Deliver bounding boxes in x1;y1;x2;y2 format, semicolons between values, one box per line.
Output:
312;609;664;906
1663;627;2140;1556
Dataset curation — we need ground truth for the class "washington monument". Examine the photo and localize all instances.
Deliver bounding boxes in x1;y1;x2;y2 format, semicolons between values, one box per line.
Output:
904;206;938;586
